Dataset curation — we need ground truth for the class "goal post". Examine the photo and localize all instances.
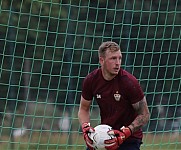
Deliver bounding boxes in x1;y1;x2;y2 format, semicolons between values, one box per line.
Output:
0;0;180;149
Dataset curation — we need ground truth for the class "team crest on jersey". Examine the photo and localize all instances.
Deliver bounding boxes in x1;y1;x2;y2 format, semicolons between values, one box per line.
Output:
114;91;121;101
96;94;101;99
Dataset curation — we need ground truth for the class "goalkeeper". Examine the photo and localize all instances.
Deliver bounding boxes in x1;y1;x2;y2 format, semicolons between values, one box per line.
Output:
78;41;150;150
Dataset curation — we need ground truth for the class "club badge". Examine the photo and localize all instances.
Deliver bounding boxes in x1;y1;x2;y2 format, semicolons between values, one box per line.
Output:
114;91;121;101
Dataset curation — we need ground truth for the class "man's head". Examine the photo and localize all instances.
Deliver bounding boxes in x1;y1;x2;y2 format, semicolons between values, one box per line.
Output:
98;41;120;57
98;41;122;80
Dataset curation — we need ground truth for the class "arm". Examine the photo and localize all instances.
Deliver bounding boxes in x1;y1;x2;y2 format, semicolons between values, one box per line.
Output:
78;95;92;124
78;96;95;150
105;96;150;150
128;96;150;133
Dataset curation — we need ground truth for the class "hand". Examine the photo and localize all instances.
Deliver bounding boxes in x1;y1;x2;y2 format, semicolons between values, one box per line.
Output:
82;122;95;150
104;126;132;150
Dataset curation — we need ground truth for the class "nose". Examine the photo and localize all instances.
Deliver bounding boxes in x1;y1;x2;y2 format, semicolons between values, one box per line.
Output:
116;58;121;65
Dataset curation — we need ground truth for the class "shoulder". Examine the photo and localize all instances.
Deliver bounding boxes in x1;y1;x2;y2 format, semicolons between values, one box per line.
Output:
81;68;101;100
83;68;101;87
119;69;144;103
84;68;101;81
118;69;142;93
119;68;138;83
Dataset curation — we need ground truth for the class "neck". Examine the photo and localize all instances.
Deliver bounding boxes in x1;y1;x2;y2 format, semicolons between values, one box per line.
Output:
101;69;116;81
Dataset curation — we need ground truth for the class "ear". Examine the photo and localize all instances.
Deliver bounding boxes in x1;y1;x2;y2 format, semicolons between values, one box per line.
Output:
99;56;104;65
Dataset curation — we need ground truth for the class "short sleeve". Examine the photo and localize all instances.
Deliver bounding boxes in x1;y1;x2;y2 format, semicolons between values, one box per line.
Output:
81;75;93;100
124;74;144;104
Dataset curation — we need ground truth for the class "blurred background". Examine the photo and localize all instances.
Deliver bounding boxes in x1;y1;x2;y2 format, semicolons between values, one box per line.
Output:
0;0;180;149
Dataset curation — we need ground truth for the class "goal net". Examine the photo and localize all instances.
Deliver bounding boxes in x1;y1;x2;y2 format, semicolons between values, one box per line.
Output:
0;0;180;149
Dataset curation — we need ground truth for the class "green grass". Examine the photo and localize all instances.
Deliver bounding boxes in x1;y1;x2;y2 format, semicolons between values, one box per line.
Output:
0;132;181;150
0;107;180;149
141;132;181;150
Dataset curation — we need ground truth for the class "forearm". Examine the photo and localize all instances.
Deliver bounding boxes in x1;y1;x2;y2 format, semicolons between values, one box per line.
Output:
78;96;92;124
128;113;150;133
128;97;150;133
78;108;90;124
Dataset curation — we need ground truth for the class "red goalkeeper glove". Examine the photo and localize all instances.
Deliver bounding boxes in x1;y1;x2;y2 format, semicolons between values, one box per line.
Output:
82;122;95;150
104;126;132;150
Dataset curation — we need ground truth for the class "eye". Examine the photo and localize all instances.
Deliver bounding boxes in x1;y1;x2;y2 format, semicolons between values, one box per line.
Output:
111;57;117;60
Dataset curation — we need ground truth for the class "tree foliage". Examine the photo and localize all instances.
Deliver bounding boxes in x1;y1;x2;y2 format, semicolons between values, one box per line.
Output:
0;0;180;107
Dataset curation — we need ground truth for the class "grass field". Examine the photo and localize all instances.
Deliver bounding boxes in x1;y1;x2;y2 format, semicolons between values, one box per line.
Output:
141;132;181;150
0;132;180;150
1;107;180;149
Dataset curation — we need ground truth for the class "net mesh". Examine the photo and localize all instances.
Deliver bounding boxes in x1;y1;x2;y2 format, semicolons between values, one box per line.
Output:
0;0;180;149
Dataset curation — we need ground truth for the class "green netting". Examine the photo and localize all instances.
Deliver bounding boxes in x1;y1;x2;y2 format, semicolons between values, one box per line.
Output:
0;0;181;150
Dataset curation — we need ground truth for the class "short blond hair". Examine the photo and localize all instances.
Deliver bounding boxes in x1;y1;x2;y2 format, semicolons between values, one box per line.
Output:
98;41;120;57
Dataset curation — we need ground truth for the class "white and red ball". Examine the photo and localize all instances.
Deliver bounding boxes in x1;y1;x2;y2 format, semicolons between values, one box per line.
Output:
89;124;115;150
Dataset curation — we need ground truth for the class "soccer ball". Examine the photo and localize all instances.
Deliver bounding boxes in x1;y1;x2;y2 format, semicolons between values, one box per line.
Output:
88;124;114;150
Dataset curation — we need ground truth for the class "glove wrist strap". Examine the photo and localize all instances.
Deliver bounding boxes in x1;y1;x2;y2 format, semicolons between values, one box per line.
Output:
82;122;90;128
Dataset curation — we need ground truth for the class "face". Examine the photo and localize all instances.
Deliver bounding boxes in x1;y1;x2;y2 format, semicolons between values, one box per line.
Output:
99;49;122;80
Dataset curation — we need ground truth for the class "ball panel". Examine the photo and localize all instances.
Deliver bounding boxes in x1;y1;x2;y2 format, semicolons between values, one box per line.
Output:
89;124;114;149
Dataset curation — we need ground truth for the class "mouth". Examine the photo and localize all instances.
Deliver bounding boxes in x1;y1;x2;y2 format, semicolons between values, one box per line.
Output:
114;68;120;72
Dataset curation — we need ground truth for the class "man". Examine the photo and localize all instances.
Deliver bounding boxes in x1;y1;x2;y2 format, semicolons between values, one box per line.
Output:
78;41;150;150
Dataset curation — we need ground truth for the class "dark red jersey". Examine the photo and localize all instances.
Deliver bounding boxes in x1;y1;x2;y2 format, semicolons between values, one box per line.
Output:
82;68;144;140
